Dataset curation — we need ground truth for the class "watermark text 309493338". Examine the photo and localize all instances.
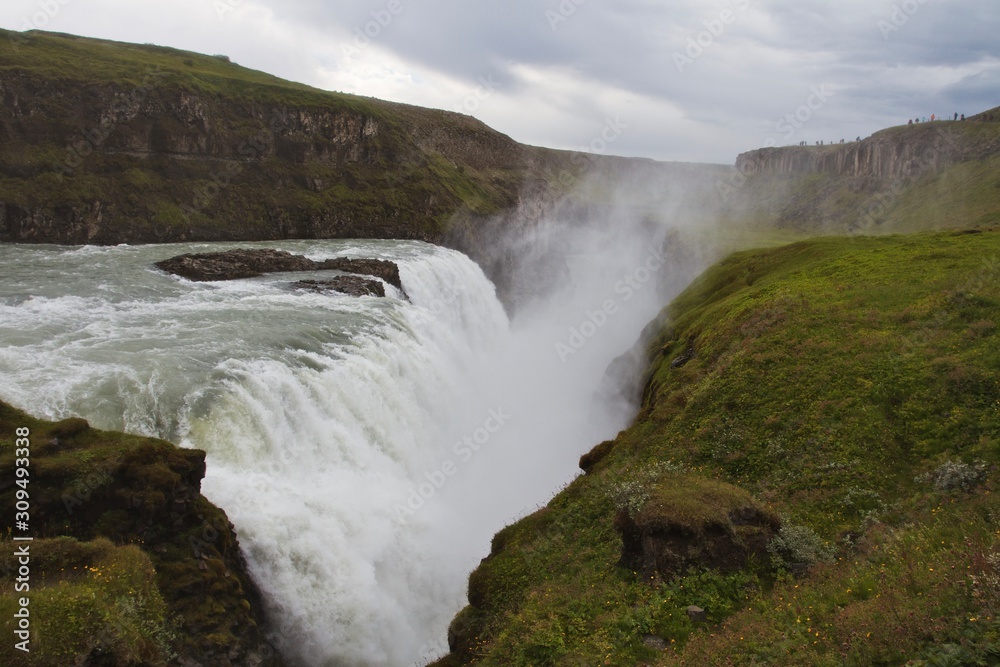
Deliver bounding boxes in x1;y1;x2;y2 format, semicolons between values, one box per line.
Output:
11;426;33;653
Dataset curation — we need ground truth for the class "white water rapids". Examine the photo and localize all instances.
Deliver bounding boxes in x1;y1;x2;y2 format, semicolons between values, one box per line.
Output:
0;235;692;665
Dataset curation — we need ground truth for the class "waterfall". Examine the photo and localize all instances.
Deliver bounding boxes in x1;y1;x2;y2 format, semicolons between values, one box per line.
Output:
0;228;687;665
185;246;511;666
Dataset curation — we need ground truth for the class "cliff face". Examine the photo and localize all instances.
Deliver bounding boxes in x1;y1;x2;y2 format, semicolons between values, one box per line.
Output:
725;110;1000;236
0;29;698;256
0;28;738;315
735;113;1000;181
0;30;552;247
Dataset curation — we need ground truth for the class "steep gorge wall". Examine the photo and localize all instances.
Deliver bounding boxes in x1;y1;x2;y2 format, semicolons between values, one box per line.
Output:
0;72;514;245
736;114;1000;181
0;30;737;315
0;71;378;166
0;30;737;272
727;109;1000;235
0;30;552;248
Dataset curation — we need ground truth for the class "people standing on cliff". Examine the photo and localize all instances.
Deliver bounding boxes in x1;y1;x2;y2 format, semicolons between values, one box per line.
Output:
961;114;966;121
954;112;958;121
931;114;936;121
908;119;913;125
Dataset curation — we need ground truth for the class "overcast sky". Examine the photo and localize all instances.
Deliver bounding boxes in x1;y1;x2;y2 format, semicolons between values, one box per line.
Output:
2;0;998;164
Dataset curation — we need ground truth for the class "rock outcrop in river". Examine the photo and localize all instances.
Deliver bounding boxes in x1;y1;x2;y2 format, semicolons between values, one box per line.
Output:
154;248;403;292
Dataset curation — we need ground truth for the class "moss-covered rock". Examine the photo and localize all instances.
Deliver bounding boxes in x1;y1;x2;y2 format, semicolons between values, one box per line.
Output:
579;439;615;474
0;401;281;666
614;474;779;579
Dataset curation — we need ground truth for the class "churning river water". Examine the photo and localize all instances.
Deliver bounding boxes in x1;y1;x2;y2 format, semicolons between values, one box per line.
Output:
0;237;678;665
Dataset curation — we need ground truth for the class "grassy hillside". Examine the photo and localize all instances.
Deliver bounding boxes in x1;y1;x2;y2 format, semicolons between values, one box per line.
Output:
3;29;354;102
0;29;546;244
871;150;1000;233
435;229;1000;666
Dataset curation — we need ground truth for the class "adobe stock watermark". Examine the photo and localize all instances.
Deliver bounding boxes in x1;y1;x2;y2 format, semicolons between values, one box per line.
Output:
61;466;114;515
8;0;74;52
340;0;415;58
878;0;933;40
580;116;628;155
455;75;502;115
394;407;512;522
714;83;834;202
423;281;465;317
851;128;959;235
538;115;629;202
188;513;235;570
555;246;666;363
52;67;167;178
214;0;243;19
546;0;588;31
180;106;292;221
410;638;447;667
259;437;318;480
673;0;752;73
772;84;834;144
886;251;1000;377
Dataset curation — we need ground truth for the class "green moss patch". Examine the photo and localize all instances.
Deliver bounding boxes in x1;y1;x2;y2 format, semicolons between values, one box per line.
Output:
0;537;172;666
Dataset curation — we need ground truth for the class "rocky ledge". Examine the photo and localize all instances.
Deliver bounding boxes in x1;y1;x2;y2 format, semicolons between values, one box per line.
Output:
292;276;386;298
316;257;402;292
154;248;403;291
0;400;283;666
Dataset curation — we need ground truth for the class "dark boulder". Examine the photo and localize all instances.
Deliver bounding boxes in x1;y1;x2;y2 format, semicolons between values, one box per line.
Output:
154;249;405;293
292;276;386;298
155;248;316;281
316;257;403;291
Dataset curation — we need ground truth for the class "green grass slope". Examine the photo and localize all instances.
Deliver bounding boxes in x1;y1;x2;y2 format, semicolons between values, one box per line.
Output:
0;537;172;666
435;229;1000;666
